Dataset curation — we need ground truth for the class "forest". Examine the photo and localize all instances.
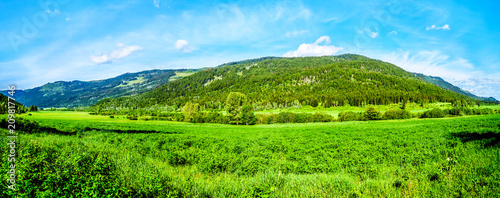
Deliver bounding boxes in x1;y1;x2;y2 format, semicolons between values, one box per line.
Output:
93;54;476;112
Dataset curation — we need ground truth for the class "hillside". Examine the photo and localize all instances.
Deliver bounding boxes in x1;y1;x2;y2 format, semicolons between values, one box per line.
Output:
95;54;478;110
0;69;199;108
0;92;28;114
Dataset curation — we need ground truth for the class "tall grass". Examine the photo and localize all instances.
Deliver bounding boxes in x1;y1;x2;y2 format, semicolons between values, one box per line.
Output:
1;112;499;197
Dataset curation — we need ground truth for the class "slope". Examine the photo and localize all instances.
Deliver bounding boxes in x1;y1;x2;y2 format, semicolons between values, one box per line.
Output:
1;69;199;108
96;54;476;110
0;92;28;114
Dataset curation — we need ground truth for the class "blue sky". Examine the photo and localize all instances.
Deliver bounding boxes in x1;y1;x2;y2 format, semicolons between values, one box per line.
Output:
0;0;499;99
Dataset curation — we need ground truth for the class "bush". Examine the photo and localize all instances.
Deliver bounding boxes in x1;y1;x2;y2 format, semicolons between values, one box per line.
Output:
1;117;42;134
338;111;365;122
295;113;314;123
255;112;334;124
365;106;381;120
126;114;138;120
312;112;335;122
167;152;188;166
472;108;494;115
256;114;276;124
277;112;296;123
445;107;473;116
420;108;445;118
383;109;412;120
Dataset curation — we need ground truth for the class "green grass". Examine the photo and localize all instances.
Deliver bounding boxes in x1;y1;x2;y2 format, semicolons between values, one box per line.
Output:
169;71;198;82
1;112;499;197
116;77;145;87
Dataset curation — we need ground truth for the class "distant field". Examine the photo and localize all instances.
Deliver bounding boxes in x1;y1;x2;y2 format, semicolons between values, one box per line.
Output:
1;112;499;197
168;70;198;82
116;76;145;87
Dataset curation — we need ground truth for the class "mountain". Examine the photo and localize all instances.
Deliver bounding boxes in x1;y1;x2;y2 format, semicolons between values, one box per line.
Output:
412;73;498;102
0;92;28;114
95;54;481;110
0;69;199;108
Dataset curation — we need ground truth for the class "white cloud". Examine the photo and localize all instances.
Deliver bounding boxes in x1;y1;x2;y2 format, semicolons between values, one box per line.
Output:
452;78;500;99
285;30;308;37
375;50;499;99
379;50;474;81
90;43;143;64
175;39;196;53
389;31;397;35
175;40;188;50
426;24;450;31
283;36;343;57
153;0;160;8
314;36;331;44
359;27;379;38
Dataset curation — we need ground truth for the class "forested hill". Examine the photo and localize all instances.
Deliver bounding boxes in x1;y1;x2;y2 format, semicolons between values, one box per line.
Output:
0;93;28;114
95;54;480;110
0;69;199;108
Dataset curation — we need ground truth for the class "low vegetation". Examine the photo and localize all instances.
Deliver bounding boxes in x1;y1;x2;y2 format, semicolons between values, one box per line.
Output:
1;112;499;197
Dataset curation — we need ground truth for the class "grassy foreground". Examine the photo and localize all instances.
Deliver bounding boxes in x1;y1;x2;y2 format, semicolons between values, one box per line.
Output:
1;112;499;197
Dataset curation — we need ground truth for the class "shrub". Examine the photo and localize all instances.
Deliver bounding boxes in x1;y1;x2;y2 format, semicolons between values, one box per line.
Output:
312;112;335;122
126;114;138;120
256;114;276;124
295;113;314;123
277;112;296;123
383;109;412;120
420;108;445;118
338;111;365;122
167;152;188;166
365;106;381;120
0;117;41;134
445;107;473;116
472;108;494;115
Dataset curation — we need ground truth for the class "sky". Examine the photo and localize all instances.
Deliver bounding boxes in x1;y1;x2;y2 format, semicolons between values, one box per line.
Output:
0;0;499;99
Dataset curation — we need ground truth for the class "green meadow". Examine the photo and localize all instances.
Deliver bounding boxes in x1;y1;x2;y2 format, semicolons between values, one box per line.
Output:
1;111;499;197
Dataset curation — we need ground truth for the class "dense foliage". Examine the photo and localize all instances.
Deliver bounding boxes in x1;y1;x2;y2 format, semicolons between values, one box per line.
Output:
0;94;28;114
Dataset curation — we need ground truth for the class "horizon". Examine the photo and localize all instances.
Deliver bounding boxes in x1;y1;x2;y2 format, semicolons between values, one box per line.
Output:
1;0;499;99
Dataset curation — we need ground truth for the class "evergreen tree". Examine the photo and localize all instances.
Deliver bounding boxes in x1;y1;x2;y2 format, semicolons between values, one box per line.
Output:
225;92;248;125
29;105;38;112
240;105;257;125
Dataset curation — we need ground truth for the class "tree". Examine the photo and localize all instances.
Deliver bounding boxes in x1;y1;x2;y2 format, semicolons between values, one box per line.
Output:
400;98;407;110
365;106;381;120
240;105;257;125
182;102;200;122
225;92;248;125
29;105;38;112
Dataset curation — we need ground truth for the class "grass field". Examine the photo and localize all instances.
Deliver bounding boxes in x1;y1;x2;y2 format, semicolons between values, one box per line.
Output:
1;111;499;197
